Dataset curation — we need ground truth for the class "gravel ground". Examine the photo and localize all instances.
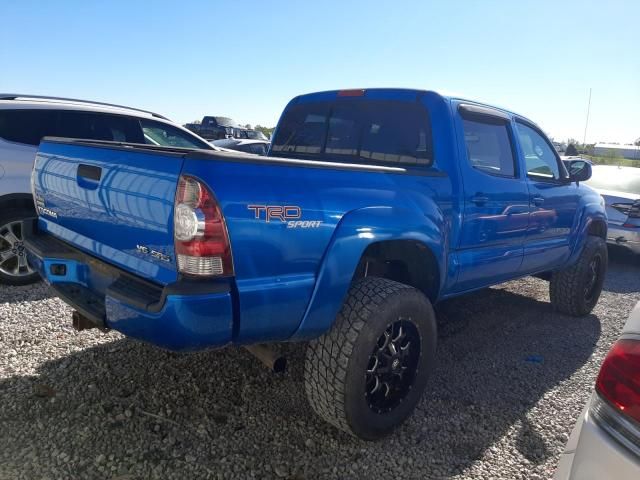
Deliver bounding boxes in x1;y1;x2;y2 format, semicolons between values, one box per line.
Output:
1;247;639;480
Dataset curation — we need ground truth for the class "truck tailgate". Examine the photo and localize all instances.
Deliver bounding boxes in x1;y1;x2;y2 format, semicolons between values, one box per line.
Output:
32;139;184;285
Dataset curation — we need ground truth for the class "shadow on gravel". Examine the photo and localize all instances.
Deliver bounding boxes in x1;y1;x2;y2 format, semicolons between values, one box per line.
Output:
0;281;53;303
603;246;640;294
0;284;601;479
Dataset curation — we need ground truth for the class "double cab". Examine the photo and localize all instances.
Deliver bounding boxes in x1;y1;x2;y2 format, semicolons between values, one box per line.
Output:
25;88;607;439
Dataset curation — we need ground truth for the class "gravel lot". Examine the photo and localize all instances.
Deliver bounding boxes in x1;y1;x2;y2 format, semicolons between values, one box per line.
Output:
1;248;639;480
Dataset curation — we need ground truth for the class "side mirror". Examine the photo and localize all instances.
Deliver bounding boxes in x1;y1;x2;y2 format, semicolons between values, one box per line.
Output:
568;160;592;183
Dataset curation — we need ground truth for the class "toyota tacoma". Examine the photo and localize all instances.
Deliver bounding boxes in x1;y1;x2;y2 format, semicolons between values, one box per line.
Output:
25;88;608;439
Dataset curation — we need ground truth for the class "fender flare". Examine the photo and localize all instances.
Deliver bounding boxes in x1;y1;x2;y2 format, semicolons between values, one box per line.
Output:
290;206;446;340
565;198;607;267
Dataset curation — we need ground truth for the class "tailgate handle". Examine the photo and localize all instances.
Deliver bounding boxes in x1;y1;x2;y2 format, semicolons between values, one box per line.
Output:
77;164;102;182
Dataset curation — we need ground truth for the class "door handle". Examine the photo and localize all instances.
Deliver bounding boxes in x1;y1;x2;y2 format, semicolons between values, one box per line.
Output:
77;164;102;181
471;194;489;206
77;164;102;190
532;195;545;206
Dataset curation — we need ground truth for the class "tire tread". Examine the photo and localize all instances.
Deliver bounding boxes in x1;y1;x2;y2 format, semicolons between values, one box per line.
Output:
304;277;412;434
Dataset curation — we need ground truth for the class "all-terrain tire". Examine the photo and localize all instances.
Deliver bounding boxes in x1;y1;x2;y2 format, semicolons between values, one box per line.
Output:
549;236;607;316
0;207;40;286
304;277;437;440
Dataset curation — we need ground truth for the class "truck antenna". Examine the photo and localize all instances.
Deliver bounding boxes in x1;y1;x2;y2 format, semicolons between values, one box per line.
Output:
582;88;592;145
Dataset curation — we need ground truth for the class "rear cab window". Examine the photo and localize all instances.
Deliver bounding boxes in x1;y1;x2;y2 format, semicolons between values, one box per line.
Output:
270;99;433;167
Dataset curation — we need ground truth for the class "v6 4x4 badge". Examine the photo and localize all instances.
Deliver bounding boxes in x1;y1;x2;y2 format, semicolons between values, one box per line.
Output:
247;205;322;229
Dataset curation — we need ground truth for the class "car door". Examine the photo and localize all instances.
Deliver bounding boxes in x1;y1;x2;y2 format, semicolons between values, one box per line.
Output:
454;104;530;292
514;120;580;273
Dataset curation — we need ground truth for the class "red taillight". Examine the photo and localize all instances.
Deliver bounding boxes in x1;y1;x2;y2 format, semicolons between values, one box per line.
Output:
174;175;233;277
596;339;640;424
337;89;365;97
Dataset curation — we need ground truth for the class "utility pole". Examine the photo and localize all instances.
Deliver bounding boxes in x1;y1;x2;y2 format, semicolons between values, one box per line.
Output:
582;88;592;145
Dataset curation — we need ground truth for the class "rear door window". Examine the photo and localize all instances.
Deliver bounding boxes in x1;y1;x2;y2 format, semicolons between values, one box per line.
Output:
271;99;433;166
462;118;516;177
0;109;57;146
56;111;145;143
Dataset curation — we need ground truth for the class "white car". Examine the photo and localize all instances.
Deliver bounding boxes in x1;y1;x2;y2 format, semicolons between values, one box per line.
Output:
585;165;640;255
0;94;214;285
555;301;640;479
212;138;270;156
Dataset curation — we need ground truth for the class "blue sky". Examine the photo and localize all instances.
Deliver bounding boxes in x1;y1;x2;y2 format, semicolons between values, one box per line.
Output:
1;0;638;143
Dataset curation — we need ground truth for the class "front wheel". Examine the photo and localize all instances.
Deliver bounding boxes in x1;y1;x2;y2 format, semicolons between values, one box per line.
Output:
549;236;608;316
0;208;40;286
304;277;437;440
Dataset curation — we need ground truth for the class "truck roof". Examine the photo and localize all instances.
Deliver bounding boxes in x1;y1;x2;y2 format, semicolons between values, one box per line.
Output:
289;88;532;125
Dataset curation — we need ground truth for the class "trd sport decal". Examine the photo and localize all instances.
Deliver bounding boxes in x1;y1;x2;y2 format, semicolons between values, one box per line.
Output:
247;205;322;229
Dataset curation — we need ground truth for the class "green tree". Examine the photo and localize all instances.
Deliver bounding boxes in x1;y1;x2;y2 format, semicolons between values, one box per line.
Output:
565;144;578;156
634;137;640;146
254;125;275;138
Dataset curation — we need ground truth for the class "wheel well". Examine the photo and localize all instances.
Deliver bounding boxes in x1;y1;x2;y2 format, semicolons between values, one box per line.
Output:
353;240;440;302
587;219;607;239
0;194;35;214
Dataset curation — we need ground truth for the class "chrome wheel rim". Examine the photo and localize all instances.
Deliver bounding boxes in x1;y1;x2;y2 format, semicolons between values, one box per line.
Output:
0;220;35;277
365;318;421;414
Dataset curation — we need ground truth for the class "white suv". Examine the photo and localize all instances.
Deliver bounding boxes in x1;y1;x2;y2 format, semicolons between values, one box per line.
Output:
0;94;214;285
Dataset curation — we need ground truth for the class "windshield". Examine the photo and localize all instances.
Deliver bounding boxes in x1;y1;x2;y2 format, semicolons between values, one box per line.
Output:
271;99;433;167
586;167;640;195
215;117;236;127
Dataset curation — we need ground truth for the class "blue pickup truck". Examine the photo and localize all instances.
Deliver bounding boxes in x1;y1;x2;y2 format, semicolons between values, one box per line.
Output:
25;88;607;440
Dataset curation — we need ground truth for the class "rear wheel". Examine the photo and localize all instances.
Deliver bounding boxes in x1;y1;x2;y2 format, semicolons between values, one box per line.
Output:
304;277;437;440
0;208;40;286
549;236;607;316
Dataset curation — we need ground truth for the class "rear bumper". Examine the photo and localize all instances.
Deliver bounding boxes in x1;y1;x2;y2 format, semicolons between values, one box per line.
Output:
554;396;640;479
24;220;234;351
607;224;640;254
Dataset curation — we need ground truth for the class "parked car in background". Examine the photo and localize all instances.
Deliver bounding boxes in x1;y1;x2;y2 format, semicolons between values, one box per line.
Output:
212;138;269;155
0;93;214;285
585;165;640;254
184;116;269;142
555;301;640;479
235;128;269;141
184;116;241;140
553;141;567;154
25;88;608;439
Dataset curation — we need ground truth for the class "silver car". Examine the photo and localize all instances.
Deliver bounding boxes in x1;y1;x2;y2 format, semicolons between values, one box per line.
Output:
0;94;214;285
555;301;640;479
585;165;640;254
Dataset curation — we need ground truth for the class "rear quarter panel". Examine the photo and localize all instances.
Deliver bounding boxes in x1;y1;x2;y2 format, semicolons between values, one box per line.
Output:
182;158;456;343
181;92;461;343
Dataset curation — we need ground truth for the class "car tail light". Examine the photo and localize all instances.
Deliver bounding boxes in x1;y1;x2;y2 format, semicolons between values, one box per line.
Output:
174;175;233;277
591;339;640;456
